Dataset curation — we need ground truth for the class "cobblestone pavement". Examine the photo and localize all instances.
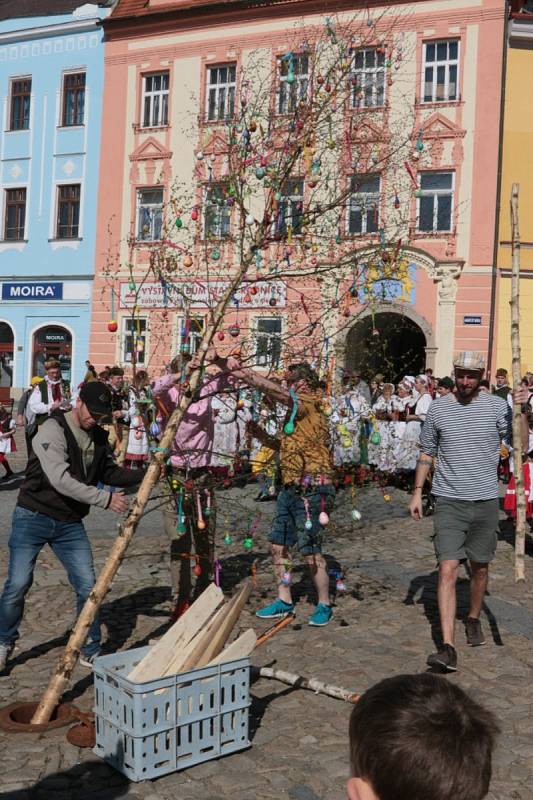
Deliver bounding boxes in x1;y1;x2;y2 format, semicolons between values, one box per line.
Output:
0;434;533;799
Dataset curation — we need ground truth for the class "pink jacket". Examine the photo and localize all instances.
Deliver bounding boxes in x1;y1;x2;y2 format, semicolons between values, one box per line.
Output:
152;371;234;470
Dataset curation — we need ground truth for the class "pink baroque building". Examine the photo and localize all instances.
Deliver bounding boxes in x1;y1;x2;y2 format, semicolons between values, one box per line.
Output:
89;0;506;381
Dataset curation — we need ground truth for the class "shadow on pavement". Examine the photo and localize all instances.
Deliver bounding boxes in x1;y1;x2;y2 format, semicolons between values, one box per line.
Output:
498;518;533;558
0;759;129;800
404;570;504;648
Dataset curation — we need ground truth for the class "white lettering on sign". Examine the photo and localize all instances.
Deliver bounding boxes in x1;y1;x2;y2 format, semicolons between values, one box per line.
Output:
119;281;287;310
9;285;56;298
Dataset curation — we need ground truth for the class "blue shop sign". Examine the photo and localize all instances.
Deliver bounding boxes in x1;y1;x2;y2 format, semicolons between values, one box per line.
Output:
2;282;63;301
463;315;482;325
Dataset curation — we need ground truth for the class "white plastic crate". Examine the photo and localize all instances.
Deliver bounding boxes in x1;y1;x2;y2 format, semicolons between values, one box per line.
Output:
92;645;250;782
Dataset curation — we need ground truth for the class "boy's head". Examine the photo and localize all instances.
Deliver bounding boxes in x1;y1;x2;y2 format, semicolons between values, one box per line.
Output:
347;673;498;800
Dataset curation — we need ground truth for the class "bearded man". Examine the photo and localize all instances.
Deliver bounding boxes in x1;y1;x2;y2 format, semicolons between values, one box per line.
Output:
409;352;528;672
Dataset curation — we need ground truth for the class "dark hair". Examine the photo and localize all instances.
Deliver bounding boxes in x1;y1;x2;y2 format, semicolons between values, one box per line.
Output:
479;379;490;389
349;673;498;800
108;366;124;378
287;362;320;390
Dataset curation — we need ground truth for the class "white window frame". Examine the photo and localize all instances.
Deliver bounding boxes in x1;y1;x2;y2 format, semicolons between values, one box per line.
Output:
347;175;380;235
141;71;169;128
121;316;148;366
60;69;86;127
254;316;283;369
351;48;385;109
275;179;304;237
176;316;206;356
277;54;309;115
204;183;231;239
205;64;236;122
136;187;164;241
416;171;454;233
421;39;459;103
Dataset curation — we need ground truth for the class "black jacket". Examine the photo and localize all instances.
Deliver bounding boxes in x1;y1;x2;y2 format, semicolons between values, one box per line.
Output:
18;412;141;522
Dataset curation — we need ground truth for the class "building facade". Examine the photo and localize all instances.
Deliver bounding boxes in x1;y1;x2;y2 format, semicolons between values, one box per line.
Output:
89;0;506;381
0;1;111;400
493;6;533;375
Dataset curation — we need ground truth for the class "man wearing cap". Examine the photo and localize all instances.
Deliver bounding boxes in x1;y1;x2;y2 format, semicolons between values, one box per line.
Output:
0;382;142;672
492;368;510;401
409;351;528;672
28;359;72;427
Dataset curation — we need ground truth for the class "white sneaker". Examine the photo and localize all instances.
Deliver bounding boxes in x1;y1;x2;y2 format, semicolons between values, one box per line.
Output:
79;651;101;670
0;644;14;671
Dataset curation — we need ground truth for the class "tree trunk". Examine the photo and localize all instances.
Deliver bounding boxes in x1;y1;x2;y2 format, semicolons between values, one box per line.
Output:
510;183;526;583
252;666;359;704
31;265;251;725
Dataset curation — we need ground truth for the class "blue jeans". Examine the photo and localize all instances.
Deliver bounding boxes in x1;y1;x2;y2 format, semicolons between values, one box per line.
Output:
268;485;336;554
0;506;100;657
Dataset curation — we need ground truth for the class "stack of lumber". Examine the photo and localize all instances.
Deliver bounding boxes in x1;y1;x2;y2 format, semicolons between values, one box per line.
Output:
128;581;256;682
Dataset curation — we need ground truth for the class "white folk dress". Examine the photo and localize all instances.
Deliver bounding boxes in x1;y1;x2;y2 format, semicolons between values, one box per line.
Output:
402;392;432;471
330;390;371;467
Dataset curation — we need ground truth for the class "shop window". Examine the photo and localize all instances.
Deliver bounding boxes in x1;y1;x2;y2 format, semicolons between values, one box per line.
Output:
9;77;31;131
122;317;147;365
56;184;81;239
32;326;72;382
62;72;86;126
4;188;26;240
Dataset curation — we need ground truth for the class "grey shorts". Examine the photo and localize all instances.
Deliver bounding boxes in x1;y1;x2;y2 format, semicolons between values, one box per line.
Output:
432;496;499;564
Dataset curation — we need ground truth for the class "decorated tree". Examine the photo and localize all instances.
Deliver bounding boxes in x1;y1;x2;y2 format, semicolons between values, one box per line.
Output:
33;7;425;722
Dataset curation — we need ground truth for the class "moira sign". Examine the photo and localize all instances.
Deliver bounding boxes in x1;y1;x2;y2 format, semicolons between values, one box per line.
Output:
1;282;63;301
119;281;286;309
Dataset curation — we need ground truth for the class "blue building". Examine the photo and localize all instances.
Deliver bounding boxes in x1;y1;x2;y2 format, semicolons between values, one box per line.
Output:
0;1;112;401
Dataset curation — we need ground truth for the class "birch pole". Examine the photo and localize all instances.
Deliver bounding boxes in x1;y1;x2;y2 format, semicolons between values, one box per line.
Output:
510;183;526;582
31;262;252;725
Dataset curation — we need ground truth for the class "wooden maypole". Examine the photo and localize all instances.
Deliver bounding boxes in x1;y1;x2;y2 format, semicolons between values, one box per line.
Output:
31;264;251;725
510;183;526;582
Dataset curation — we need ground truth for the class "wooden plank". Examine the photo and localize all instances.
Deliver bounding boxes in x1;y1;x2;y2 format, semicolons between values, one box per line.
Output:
206;629;257;666
162;601;231;676
196;580;253;667
163;580;252;675
128;583;224;682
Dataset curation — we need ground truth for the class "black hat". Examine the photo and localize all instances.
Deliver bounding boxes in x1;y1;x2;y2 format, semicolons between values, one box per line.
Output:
79;382;112;420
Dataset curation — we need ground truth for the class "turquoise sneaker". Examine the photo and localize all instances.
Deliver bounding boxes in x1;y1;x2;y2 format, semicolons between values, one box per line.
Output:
308;603;333;627
256;599;294;619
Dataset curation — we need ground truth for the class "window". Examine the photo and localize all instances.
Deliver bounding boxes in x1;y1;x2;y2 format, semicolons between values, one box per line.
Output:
422;40;459;103
56;184;80;239
417;172;454;232
62;72;85;126
136;188;163;240
204;183;231;238
177;317;205;356
4;188;26;240
9;77;31;131
348;175;380;235
352;48;385;108
141;72;169;128
278;54;308;115
276;179;304;236
122;317;147;365
255;318;282;368
206;64;236;121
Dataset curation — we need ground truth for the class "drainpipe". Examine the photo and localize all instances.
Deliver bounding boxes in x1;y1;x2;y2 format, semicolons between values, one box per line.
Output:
487;0;510;379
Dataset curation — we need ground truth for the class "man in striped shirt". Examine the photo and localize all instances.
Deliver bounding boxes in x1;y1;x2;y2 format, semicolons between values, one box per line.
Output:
409;352;528;672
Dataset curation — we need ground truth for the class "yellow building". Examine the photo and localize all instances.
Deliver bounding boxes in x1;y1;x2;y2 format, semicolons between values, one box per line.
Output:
493;8;533;377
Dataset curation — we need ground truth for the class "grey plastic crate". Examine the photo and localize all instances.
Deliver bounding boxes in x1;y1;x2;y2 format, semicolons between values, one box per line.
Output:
92;645;250;782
